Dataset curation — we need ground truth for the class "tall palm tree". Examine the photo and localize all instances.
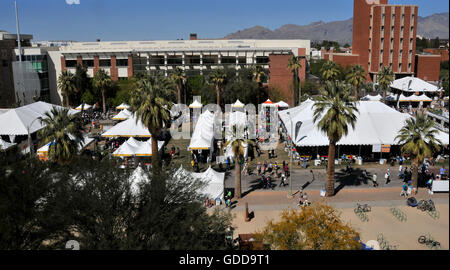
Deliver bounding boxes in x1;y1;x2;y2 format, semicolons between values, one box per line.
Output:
38;107;83;165
395;113;441;189
92;69;112;114
57;71;75;107
171;67;187;104
209;69;227;107
287;56;302;106
253;65;266;106
129;75;175;177
346;65;367;100
320;60;340;82
223;124;255;199
377;66;394;103
313;82;359;197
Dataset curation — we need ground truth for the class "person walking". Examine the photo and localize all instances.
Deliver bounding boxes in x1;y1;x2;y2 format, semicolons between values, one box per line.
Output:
372;173;378;187
384;169;391;185
279;174;287;187
398;164;403;179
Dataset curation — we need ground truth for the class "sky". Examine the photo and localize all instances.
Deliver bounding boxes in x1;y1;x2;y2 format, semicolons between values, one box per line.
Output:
0;0;448;42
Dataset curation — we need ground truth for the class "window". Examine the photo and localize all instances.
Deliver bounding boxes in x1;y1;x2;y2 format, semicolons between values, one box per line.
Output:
82;60;94;67
392;14;395;20
221;56;236;64
399;63;402;70
381;26;385;31
256;56;269;64
99;59;111;67
117;59;128;66
65;60;77;67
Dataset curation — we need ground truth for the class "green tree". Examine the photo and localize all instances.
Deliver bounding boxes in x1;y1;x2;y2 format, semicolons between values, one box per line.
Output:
129;75;175;206
313;82;359;196
37;107;83;165
395;114;442;189
346;64;367;99
377;66;394;103
57;70;75;107
171;67;187;104
223;125;255;199
287;56;303;105
73;64;90;105
209;69;227;107
255;203;361;250
253;65;267;105
320;60;340;82
92;69;112;114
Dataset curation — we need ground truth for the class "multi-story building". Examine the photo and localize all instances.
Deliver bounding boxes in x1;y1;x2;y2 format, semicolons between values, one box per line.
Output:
324;0;441;83
50;35;309;106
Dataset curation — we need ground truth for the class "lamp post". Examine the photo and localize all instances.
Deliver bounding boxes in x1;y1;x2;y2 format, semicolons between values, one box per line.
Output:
27;117;40;158
287;112;293;198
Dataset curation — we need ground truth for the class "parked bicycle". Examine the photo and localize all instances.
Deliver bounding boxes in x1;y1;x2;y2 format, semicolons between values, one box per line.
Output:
418;235;441;250
417;199;435;212
355;203;371;213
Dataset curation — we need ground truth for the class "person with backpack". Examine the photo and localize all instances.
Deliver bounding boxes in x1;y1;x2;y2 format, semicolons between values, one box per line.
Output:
279;174;287;187
384;169;391;185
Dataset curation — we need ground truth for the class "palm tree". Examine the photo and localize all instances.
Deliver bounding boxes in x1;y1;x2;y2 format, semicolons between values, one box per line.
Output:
320;60;340;82
312;82;359;197
287;56;302;105
171;67;187;104
377;66;394;103
209;69;227;107
253;65;266;106
346;65;367;100
395;113;442;189
223;124;255;199
92;69;112;114
38;107;83;165
57;71;75;107
129;75;175;177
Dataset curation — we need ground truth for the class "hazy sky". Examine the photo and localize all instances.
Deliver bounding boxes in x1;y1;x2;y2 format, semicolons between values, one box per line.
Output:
0;0;448;41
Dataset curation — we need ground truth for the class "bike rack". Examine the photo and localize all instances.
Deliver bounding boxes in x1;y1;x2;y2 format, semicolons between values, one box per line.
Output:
426;210;440;220
377;233;398;250
418;233;441;250
390;207;407;222
354;205;370;222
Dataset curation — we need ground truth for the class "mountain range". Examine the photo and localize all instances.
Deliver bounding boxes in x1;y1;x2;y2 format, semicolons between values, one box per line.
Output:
224;12;449;44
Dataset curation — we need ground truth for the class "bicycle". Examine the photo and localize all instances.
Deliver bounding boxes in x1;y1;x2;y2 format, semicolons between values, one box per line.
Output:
418;235;441;250
356;203;371;213
417;199;435;212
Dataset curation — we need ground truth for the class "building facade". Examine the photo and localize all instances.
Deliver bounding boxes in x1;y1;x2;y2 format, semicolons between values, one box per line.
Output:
54;38;310;106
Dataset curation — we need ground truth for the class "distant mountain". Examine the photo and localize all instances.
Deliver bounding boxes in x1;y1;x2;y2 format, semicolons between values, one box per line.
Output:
225;12;449;44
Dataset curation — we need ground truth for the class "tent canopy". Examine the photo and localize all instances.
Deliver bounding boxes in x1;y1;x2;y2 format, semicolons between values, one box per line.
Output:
232;99;245;108
112;137;164;157
75;103;92;110
102;114;152;137
0;139;16;151
189;100;203;109
390;77;442;93
112;109;132;120
175;165;225;199
116;103;130;110
361;94;382;101
189;110;215;150
0;101;79;136
37;135;94;153
279;100;449;147
275;101;290;108
262;99;276;107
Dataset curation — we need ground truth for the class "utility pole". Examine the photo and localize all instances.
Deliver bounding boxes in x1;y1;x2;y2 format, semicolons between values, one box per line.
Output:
15;0;22;62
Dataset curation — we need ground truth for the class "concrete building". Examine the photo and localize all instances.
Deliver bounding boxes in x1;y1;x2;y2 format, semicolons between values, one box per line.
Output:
53;37;310;106
325;0;441;83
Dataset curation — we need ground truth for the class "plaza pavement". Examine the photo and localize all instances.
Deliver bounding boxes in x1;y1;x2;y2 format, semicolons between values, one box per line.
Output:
217;166;449;250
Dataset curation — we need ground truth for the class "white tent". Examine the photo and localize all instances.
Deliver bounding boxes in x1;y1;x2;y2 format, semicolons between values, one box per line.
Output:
279;100;449;147
361;94;382;101
0;139;16;151
409;94;432;102
189;100;203;109
262;99;276;107
102;114;152;138
112;137;164;157
391;77;442;93
275;101;290;108
232;99;245;108
37;135;94;154
112;109;132;121
116;103;130;110
0;101;79;136
188;110;215;150
175;166;225;200
75;103;92;110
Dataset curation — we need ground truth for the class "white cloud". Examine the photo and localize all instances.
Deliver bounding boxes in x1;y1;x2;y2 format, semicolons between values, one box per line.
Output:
66;0;80;5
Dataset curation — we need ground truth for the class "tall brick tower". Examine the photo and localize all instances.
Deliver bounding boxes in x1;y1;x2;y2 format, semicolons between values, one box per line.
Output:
352;0;418;81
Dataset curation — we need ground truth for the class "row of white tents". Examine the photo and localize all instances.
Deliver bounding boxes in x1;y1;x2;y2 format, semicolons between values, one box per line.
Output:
188;99;290;109
278;99;449;147
112;137;164;157
362;93;433;102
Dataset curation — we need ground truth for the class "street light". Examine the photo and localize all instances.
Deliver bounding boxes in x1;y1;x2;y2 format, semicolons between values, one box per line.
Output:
287;112;293;198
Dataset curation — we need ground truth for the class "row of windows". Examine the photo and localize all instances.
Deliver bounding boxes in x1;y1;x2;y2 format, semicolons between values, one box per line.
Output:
65;59;128;68
375;13;414;22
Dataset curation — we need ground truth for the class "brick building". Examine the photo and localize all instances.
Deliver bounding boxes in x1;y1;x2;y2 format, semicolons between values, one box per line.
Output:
325;0;441;83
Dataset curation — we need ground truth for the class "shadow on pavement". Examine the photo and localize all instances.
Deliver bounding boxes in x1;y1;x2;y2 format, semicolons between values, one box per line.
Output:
334;168;369;195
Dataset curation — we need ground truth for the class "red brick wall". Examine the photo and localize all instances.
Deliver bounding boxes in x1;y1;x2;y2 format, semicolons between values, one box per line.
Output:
61;56;66;72
298;48;306;81
127;55;133;78
415;55;440;81
110;56;118;81
268;54;293;106
423;48;449;62
77;56;82;66
93;56;99;75
333;54;360;69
